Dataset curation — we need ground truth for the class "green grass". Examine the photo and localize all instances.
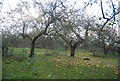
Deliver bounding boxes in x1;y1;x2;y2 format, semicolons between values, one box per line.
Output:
2;48;118;79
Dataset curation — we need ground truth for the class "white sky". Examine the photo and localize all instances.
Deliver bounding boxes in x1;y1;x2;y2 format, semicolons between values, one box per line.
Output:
0;0;102;18
0;0;119;17
0;0;119;32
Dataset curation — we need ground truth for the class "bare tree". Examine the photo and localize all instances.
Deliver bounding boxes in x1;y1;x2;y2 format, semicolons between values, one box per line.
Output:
19;0;66;58
96;0;119;54
54;12;93;56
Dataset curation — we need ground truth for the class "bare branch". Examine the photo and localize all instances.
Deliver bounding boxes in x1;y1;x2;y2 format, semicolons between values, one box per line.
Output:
82;0;92;11
33;31;44;42
100;0;110;20
55;30;69;44
101;10;120;31
74;40;83;47
70;40;73;46
21;33;33;41
100;0;120;31
110;0;115;21
70;28;84;41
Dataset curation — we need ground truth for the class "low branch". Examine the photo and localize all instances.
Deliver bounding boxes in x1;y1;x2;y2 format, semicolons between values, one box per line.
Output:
70;40;73;46
101;19;109;31
76;40;83;47
33;31;44;42
21;33;33;41
70;28;84;41
44;20;53;34
56;31;69;44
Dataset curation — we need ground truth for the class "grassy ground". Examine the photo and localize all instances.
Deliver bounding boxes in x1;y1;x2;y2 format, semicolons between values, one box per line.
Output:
2;48;118;79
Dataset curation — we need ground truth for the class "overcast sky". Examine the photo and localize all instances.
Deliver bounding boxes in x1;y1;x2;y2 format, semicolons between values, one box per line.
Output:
0;0;119;29
0;0;119;17
0;0;105;18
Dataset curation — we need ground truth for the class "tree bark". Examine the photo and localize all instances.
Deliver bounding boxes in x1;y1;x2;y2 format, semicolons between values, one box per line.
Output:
70;46;76;57
29;40;35;58
117;47;120;55
103;47;108;54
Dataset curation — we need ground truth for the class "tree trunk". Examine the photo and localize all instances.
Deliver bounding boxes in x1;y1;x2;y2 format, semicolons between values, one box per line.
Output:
103;47;108;54
29;40;35;58
117;47;120;55
70;46;76;57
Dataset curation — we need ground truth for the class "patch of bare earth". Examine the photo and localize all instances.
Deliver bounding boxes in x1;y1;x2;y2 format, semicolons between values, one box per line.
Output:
80;53;93;56
36;52;44;55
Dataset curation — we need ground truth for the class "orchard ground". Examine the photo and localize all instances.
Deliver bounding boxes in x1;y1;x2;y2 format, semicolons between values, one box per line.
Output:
2;48;119;79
